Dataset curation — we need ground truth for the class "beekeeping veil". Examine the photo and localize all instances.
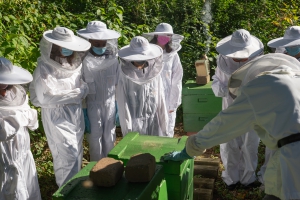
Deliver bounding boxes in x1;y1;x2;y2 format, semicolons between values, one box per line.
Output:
118;36;163;84
77;21;120;70
228;53;300;99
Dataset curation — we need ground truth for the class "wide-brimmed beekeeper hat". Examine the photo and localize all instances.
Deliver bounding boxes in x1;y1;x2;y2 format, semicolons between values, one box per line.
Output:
228;53;300;99
0;57;33;85
216;29;264;59
77;21;121;40
143;23;184;40
268;26;300;48
43;27;91;51
118;36;163;61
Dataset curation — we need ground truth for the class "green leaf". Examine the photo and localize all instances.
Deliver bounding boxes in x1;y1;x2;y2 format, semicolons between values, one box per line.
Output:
6;34;19;41
116;13;123;21
4;48;16;56
3;16;10;22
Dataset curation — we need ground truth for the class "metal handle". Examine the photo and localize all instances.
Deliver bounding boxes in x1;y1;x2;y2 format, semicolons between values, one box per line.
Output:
198;117;208;121
198;98;207;102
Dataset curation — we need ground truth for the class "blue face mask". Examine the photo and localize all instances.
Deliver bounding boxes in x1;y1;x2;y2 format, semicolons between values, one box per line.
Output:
92;46;106;55
61;48;73;57
285;46;300;56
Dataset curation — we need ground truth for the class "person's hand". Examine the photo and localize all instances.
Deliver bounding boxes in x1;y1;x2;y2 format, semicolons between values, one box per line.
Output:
83;108;91;134
161;147;193;162
169;110;174;113
80;80;89;99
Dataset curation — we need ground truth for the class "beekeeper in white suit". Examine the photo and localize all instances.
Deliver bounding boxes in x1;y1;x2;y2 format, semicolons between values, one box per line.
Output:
258;26;300;186
163;53;300;200
0;57;41;200
77;21;121;161
268;26;300;60
116;36;168;136
29;27;90;187
211;29;264;189
143;23;184;137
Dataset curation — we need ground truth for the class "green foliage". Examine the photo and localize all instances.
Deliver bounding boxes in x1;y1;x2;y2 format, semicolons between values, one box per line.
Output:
211;0;300;53
1;1;300;199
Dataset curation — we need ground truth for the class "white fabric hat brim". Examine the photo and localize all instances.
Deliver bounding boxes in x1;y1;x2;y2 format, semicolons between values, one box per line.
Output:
0;65;33;85
77;29;121;40
216;35;264;58
43;30;91;51
143;31;174;36
267;37;300;48
142;33;184;42
118;44;163;61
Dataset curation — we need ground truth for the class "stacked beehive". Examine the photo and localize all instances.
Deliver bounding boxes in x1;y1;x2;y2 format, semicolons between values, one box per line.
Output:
182;80;222;135
108;132;194;200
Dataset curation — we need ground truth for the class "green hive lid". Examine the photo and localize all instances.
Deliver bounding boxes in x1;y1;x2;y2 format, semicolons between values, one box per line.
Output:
182;80;214;95
108;132;190;175
52;162;167;200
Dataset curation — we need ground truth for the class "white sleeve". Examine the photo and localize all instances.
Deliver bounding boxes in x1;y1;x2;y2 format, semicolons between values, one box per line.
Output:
211;67;229;98
26;108;39;131
116;77;132;136
32;66;88;106
158;78;169;136
186;91;255;156
169;53;183;110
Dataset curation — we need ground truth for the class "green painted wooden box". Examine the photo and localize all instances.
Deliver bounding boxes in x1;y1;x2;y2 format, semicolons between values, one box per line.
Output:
182;80;222;132
52;162;168;200
108;132;194;200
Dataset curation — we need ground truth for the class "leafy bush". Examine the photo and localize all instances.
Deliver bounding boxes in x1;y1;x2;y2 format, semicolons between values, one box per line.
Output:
1;1;299;199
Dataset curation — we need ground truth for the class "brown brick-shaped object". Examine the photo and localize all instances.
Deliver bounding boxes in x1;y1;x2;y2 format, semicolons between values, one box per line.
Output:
89;157;124;187
125;153;156;182
196;75;210;85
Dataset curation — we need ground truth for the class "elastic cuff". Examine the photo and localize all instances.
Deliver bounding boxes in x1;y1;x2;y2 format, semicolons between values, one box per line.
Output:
185;134;206;157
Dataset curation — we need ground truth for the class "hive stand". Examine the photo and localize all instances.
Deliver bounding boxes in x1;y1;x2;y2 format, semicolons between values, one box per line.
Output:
193;157;220;200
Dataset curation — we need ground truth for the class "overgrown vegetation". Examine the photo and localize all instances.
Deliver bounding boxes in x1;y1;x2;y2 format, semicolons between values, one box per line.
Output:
0;0;299;199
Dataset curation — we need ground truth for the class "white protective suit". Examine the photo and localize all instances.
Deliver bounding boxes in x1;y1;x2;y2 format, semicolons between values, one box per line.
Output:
29;38;89;187
187;53;300;200
211;55;260;186
116;57;168;137
0;85;41;200
161;36;183;137
82;39;119;161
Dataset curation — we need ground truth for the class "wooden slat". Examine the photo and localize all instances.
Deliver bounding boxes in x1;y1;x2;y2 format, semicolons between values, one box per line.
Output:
193;177;214;190
194;165;219;178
